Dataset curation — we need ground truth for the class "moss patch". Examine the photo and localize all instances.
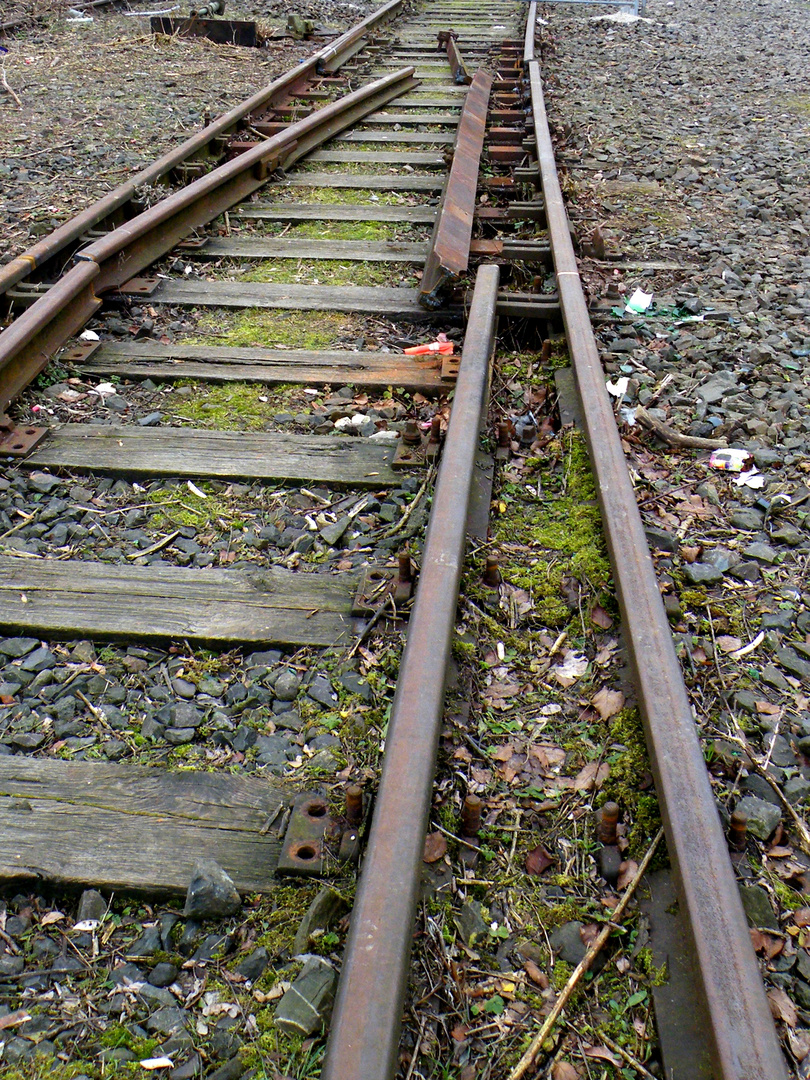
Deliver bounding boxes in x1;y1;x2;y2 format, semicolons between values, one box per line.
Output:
186;308;362;350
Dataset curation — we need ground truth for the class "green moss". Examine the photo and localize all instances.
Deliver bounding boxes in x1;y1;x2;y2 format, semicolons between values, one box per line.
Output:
238;259;416;289
158;381;292;432
494;431;611;628
551;959;573;991
636;946;668;986
143;482;241;529
187;307;361;350
770;876;805;911
602;708;663;857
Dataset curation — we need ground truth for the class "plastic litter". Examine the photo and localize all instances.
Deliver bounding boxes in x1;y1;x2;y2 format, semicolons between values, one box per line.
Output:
709;448;753;473
79;329;100;341
403;339;454;356
624;288;653;315
734;469;766;490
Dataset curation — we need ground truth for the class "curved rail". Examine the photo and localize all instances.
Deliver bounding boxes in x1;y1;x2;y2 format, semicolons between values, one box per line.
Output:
0;66;417;410
0;0;404;297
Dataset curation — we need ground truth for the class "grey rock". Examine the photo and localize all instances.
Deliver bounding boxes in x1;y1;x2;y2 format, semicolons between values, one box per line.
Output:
645;526;679;553
762;732;795;767
19;646;56;672
735;795;781;841
206;1056;245;1080
183;860;241;920
171;701;203;728
454;900;489;947
165;727;196;745
274;956;336;1036
784;776;810;805
730;508;765;531
148;962;178;988
236;946;269;983
136;983;176;1008
28;471;61;494
307;675;338;708
320;516;351;547
793;979;810;1012
702;547;739;572
728;561;762;583
274;670;301;701
741;773;782;807
293;887;348;955
131;925;163;956
743;542;778;564
146;1007;188;1036
761;664;792;693
0;637;39;658
761;609;796;631
549;921;587;966
171;678;196;699
77;889;107;923
738;884;778;930
777;647;810;684
683;562;723;585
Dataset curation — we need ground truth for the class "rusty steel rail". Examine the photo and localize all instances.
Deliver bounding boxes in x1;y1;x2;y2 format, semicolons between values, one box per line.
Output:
437;29;471;85
419;70;492;308
523;0;537;64
525;57;787;1080
0;0;404;298
0;67;418;411
321;264;500;1080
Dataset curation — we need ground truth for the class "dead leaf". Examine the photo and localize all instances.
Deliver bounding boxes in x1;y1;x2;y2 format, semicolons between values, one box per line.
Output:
584;1045;622;1067
590;605;613;629
793;910;810;928
0;1010;30;1031
523;959;548;987
681;545;701;563
768;986;797;1027
591;686;625;721
450;1023;469;1042
750;927;765;953
761;933;784;960
551;1063;581;1080
617;860;638;890
423;831;447;864
491;743;516;762
756;701;781;716
574;762;610;792
788;1028;810;1062
525;845;554;876
554;650;588;687
716;635;743;654
40;910;65;926
580;923;599;948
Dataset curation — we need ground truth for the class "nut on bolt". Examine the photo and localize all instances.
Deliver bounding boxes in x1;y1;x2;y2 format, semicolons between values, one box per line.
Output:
393;549;414;605
728;809;748;852
482;555;501;589
461;794;482;839
345;783;363;827
597;801;619;845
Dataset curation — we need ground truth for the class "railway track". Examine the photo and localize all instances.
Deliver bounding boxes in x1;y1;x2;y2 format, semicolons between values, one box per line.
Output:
0;2;794;1078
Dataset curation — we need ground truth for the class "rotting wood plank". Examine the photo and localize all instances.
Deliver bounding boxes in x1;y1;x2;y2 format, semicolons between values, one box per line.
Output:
71;341;446;391
190;237;428;262
148;279;446;318
306;150;446;165
236;203;436;223
0;757;286;894
334;131;455;144
360;112;461;124
23;425;402;486
280;173;444;191
0;557;364;647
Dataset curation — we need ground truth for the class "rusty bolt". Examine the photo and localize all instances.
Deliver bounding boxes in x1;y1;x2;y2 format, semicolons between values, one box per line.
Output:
597;801;619;845
482;555;501;589
728;809;748;852
403;420;422;445
397;550;412;584
346;784;364;827
461;794;482;838
497;421;512;448
520;422;537;446
541;339;552;362
430;415;442;443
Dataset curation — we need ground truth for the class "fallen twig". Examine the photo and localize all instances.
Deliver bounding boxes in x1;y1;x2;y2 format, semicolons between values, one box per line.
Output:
379;463;435;539
507;828;664;1080
344;593;395;662
0;63;22;109
635;405;726;450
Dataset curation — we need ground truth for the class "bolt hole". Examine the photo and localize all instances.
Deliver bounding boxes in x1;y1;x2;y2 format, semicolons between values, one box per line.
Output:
306;802;327;818
295;845;317;861
12;443;24;450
